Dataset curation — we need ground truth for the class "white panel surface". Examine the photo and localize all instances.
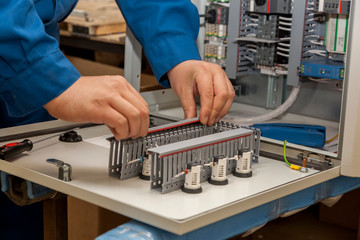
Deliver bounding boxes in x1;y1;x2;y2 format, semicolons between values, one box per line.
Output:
0;125;340;234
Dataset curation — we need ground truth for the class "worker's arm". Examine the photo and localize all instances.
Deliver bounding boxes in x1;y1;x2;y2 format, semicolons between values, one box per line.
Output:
0;0;149;139
116;0;234;125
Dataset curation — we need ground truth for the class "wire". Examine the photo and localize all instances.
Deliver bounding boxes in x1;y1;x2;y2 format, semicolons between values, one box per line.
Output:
279;16;292;21
279;21;292;27
279;37;291;41
277;47;290;52
231;84;301;124
325;134;339;144
279;26;292;31
246;44;258;49
244;56;254;62
309;40;324;45
277;51;290;57
246;48;257;53
283;140;291;166
278;42;290;47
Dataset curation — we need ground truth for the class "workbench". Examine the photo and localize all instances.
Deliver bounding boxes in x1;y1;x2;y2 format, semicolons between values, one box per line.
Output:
1;93;359;239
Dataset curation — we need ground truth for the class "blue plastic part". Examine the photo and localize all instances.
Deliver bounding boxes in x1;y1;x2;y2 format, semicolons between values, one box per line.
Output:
26;181;53;200
96;176;360;240
300;59;345;80
0;172;10;192
252;123;326;148
0;171;52;199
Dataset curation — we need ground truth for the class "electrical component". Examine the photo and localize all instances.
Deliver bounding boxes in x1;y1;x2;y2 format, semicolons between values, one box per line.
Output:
204;2;229;67
257;15;278;40
300;60;345;80
248;0;293;14
146;127;261;194
234;150;253;178
140;154;151;180
205;4;229;25
208;156;229;185
314;0;351;15
255;44;276;66
326;14;349;54
182;163;202;194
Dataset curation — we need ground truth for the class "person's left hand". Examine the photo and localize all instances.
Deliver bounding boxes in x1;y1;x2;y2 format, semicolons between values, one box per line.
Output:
168;60;235;126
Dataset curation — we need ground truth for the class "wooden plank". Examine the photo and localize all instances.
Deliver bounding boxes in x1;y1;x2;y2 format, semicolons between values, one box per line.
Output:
43;197;68;240
63;0;126;36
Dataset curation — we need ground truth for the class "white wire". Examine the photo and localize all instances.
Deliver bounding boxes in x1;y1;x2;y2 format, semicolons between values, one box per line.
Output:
246;48;257;53
277;47;290;52
277;52;290;57
278;42;290;47
279;37;291;41
305;34;320;39
232;84;301;124
279;21;292;27
245;44;258;49
279;16;292;21
279;26;292;31
309;40;324;45
305;49;326;55
244;56;254;62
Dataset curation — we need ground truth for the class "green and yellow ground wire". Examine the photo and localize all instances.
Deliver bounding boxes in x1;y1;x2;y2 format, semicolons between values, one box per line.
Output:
283;140;301;171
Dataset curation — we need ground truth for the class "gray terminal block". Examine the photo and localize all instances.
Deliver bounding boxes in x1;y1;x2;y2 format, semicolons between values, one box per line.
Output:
250;0;293;14
257;15;279;40
314;0;350;14
255;43;276;66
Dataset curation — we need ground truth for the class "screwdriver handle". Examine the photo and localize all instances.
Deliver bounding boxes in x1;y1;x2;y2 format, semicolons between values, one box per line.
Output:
0;139;33;160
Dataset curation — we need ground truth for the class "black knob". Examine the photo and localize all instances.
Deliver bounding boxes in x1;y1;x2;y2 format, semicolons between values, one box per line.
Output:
59;130;82;143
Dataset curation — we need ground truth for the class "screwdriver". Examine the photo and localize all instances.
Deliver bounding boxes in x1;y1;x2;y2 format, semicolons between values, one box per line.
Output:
0;132;68;160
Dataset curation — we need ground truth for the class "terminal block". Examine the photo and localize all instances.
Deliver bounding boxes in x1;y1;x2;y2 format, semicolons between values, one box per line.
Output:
314;0;351;15
248;0;293;14
256;15;278;40
205;4;229;25
255;44;276;66
108;118;261;194
147;127;260;194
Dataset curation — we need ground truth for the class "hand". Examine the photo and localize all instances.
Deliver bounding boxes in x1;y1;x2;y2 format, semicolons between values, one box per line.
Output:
44;76;149;140
168;60;235;126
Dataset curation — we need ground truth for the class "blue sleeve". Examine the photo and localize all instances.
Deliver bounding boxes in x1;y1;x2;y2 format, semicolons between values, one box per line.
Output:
0;0;81;117
115;0;202;88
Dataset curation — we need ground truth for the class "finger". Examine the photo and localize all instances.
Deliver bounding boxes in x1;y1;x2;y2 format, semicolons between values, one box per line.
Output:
208;71;229;126
124;81;149;109
176;82;198;120
102;108;130;140
216;74;235;122
195;72;214;125
118;84;150;137
109;97;143;139
108;79;149;137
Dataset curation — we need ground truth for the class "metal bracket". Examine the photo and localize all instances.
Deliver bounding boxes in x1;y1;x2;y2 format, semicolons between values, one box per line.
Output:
124;27;142;91
46;159;72;182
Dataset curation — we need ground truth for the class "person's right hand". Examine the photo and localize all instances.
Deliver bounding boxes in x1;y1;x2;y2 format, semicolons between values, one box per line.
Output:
44;76;149;140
